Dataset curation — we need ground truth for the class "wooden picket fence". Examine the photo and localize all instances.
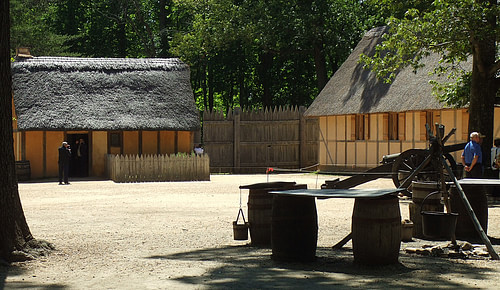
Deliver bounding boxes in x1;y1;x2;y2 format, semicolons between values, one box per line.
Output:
107;154;210;182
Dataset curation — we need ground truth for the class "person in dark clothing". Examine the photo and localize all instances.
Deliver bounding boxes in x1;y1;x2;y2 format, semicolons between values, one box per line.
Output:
58;141;71;185
76;138;88;176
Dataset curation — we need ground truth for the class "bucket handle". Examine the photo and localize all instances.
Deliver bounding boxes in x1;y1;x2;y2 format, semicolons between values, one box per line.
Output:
419;190;441;215
235;208;247;225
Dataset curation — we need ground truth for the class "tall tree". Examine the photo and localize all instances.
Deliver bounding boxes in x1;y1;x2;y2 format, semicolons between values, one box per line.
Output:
0;0;34;262
361;0;499;164
10;0;73;56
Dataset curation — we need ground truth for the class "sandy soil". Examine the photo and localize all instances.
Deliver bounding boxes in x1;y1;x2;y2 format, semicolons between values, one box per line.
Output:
1;173;500;289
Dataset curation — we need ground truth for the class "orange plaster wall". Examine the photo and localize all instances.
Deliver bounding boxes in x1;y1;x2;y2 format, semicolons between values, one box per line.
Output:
92;131;107;177
355;141;367;167
177;131;193;153
495;107;500;138
46;131;64;177
13;132;21;161
142;131;158;155
25;131;44;179
123;131;139;155
366;142;378;166
346;142;355;166
160;131;176;155
317;107;500;168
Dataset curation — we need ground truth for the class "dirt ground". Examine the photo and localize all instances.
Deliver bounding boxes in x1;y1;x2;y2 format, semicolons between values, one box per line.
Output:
1;173;500;289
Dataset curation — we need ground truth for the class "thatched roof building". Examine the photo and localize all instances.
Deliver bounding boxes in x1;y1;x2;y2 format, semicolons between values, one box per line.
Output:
12;57;200;131
305;26;463;117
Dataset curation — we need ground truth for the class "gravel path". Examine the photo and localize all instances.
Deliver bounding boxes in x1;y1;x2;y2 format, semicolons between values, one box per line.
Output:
1;174;500;289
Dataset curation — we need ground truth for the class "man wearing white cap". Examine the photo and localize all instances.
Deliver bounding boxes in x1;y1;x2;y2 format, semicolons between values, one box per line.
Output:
461;132;483;178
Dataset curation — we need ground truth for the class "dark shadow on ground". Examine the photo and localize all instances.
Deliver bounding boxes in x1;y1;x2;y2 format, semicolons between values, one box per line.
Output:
0;263;67;290
17;177;107;184
147;245;496;289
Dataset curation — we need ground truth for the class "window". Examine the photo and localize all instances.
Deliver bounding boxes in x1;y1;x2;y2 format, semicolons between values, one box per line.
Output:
384;113;404;140
355;114;370;140
109;132;122;147
388;113;398;140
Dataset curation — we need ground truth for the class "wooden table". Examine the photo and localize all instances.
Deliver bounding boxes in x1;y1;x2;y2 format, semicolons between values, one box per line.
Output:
270;188;405;264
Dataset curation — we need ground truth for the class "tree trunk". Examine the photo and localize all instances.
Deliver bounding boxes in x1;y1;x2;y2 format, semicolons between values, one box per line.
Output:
208;61;214;111
238;64;247;109
468;2;497;167
158;0;171;57
117;4;127;57
259;52;273;108
313;41;328;91
0;0;34;262
201;60;208;111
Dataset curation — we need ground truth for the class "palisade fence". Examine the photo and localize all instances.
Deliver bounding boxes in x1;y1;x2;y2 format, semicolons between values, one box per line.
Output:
107;154;210;182
203;106;319;173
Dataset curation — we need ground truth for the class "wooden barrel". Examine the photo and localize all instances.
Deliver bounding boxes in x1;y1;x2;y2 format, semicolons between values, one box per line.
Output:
449;184;488;241
271;194;317;262
247;183;305;247
410;181;443;238
15;160;31;181
352;196;401;265
248;187;275;247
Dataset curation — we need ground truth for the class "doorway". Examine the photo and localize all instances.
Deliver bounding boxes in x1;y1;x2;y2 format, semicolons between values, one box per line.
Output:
66;133;89;177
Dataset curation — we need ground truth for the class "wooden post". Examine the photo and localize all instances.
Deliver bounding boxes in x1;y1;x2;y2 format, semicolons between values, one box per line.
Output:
299;106;306;169
441;156;499;260
234;107;241;173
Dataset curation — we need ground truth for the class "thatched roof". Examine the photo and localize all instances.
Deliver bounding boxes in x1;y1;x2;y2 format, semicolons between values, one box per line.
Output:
12;57;200;131
305;27;467;117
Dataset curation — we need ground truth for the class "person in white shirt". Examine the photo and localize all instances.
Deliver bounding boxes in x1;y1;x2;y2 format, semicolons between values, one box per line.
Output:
491;138;500;178
194;144;204;155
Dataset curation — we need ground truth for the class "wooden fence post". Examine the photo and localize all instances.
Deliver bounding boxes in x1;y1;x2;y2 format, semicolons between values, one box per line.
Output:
299;106;307;169
234;107;241;173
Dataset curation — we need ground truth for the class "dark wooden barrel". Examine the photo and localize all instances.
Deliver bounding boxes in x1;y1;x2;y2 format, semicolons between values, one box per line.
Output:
15;160;31;181
409;181;443;238
248;187;275;246
271;194;317;262
449;184;488;241
246;183;304;247
352;196;401;265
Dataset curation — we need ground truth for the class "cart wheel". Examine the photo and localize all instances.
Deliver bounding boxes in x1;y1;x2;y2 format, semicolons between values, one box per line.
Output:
392;149;457;191
392;149;429;191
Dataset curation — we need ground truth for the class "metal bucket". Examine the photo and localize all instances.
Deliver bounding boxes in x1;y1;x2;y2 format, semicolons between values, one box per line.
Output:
420;191;458;240
410;181;444;238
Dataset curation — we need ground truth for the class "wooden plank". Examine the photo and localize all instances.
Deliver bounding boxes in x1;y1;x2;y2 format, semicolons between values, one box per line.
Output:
270;188;404;199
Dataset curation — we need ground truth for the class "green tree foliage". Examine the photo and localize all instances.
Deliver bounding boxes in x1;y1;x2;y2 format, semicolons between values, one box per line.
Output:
10;0;377;112
171;0;374;112
10;0;74;56
361;0;499;161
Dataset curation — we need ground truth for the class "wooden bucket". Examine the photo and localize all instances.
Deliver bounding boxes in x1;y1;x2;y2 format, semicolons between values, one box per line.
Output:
15;160;31;181
247;183;305;247
233;222;249;240
271;193;317;262
449;184;488;241
233;208;249;241
352;196;401;265
410;181;443;238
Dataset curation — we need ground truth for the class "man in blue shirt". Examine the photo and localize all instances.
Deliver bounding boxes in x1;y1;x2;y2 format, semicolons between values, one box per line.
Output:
461;132;483;178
